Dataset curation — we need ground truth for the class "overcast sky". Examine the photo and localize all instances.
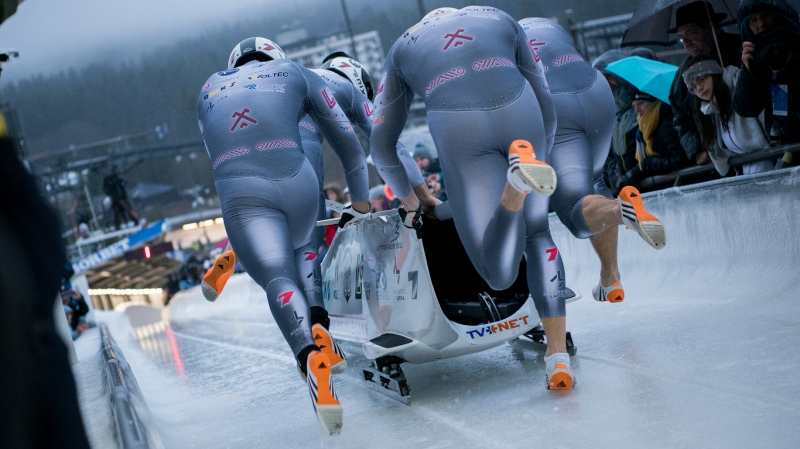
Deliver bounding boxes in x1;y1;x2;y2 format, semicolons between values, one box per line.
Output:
0;0;266;85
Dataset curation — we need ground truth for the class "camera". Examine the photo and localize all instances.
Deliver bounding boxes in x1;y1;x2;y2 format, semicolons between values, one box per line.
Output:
754;27;797;70
0;50;19;62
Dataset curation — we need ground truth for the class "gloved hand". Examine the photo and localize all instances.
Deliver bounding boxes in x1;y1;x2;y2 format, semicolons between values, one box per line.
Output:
398;204;423;239
338;204;370;228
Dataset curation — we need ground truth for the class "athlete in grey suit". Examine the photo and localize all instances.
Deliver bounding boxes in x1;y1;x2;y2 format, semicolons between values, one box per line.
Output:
196;44;369;372
518;18;626;296
312;66;426;192
369;7;573;379
298;115;327;252
300;58;431;252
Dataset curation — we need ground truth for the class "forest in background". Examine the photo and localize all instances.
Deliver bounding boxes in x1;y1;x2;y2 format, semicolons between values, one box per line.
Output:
0;0;642;229
1;0;641;157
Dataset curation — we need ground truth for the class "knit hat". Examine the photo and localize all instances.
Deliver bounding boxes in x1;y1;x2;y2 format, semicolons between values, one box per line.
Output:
369;184;386;200
633;90;658;102
412;143;433;160
682;59;724;88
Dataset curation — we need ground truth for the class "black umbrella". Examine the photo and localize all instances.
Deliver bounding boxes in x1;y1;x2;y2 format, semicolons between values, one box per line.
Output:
621;0;739;47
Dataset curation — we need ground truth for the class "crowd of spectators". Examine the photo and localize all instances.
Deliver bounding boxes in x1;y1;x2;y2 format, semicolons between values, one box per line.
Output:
594;0;799;194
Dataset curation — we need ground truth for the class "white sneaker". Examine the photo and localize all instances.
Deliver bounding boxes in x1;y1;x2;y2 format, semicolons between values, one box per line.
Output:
306;351;343;436
592;282;625;303
618;186;665;249
544;352;574;391
507;140;556;196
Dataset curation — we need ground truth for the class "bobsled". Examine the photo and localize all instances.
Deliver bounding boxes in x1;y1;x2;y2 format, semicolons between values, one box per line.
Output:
319;203;578;403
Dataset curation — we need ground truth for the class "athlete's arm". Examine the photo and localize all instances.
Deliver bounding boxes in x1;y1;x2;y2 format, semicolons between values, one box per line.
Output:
369;51;420;211
514;22;556;151
305;72;370;211
350;86;426;194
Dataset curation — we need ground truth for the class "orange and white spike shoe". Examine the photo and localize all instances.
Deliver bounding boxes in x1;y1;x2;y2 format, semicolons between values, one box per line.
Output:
592;282;625;303
618;186;665;249
201;250;236;302
545;353;575;391
507;139;557;196
312;324;347;375
307;351;343;436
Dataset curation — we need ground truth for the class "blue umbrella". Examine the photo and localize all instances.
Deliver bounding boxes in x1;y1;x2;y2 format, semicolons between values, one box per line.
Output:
604;56;679;104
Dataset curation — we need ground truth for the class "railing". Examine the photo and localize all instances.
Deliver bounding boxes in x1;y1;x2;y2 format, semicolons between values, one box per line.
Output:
100;324;164;449
639;142;800;191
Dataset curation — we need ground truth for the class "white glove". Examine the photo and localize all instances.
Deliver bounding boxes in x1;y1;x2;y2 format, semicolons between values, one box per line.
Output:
338;204;371;228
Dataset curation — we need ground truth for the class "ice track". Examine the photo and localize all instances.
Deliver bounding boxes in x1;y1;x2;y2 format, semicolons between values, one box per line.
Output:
74;168;800;448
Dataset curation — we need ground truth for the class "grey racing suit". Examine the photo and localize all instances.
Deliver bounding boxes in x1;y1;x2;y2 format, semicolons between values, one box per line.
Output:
369;6;567;319
196;59;369;360
519;17;616;239
300;70;425;248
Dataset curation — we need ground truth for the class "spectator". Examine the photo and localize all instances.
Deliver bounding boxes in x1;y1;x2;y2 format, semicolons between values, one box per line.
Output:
368;184;387;212
669;1;742;166
412;143;434;174
424;170;447;202
684;59;774;175
593;48;658;195
0;137;90;448
102;165;139;230
615;90;691;189
61;288;89;332
323;182;346;209
734;0;800;145
162;273;180;306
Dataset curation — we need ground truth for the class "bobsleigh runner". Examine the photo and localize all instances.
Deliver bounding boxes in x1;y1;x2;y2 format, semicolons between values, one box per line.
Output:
318;201;578;403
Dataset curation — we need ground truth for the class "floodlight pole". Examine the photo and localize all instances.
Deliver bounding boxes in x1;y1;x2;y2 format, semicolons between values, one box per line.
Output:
339;0;360;60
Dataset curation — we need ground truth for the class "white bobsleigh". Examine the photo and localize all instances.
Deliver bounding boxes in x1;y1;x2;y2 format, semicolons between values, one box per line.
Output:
319;204;578;402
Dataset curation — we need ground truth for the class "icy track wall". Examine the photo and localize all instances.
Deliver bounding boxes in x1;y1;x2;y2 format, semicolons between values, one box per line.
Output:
164;272;272;323
553;168;800;302
166;168;800;319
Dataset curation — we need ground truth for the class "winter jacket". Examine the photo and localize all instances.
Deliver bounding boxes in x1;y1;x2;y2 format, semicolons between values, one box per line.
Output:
669;32;742;162
733;0;800;142
630;102;689;185
593;48;658;194
700;66;772;175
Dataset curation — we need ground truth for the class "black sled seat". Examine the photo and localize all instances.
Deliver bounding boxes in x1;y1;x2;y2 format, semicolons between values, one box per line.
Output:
421;217;529;326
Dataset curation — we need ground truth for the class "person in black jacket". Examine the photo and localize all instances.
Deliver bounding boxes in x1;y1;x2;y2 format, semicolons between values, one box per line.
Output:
734;0;800;144
621;91;690;188
593;48;660;195
0;137;90;449
669;1;742;166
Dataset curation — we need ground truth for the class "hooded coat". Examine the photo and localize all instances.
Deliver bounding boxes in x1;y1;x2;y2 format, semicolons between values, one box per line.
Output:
699;65;772;175
733;0;800;143
593;48;659;193
669;30;742;163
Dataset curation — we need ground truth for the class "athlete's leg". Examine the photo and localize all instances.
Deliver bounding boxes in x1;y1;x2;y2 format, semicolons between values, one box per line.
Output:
550;82;622;288
426;88;548;290
301;138;327;254
215;171;319;369
522;191;568;354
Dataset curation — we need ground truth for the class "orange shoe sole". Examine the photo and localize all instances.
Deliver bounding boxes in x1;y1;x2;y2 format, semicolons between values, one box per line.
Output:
201;250;236;301
509;140;556;196
547;364;574;391
312;324;347;374
606;283;625;303
619;186;658;222
307;351;343;436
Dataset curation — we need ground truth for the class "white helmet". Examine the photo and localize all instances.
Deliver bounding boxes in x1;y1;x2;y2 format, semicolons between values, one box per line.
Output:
321;52;374;100
227;37;286;70
422;7;458;21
